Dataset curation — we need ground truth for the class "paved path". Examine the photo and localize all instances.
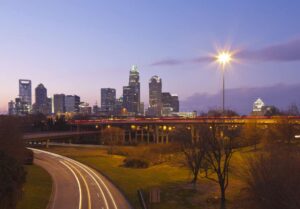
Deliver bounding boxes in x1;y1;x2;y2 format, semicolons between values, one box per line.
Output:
32;148;132;209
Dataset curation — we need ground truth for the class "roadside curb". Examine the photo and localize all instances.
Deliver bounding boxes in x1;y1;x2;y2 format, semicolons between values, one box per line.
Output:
33;156;55;209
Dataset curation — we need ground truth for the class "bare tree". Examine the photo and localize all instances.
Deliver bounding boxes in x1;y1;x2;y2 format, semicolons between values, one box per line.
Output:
171;126;204;185
241;120;263;150
247;147;300;209
285;103;299;116
101;127;124;154
203;124;236;209
267;118;297;145
178;126;207;185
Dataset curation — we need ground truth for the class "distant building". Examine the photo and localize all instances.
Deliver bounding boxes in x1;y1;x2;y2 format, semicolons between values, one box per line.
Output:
19;79;32;114
251;98;281;116
35;84;47;107
148;75;162;116
65;95;80;113
47;98;52;114
122;66;140;115
101;88;116;113
171;94;179;112
172;111;197;118
34;83;51;115
122;86;134;113
139;102;145;116
252;98;265;116
92;102;100;115
162;92;179;113
53;94;65;114
8;100;16;115
14;98;28;116
79;102;92;115
113;97;123;116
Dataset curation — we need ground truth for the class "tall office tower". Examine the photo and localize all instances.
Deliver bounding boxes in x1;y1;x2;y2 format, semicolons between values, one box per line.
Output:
35;84;47;107
139;102;145;116
122;65;141;115
122;86;133;113
47;98;52;114
148;75;162;116
101;88;116;113
19;79;32;113
34;83;51;115
65;95;80;113
53;94;65;114
171;94;179;112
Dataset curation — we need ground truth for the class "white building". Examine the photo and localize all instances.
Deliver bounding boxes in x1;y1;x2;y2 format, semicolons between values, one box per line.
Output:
253;98;265;112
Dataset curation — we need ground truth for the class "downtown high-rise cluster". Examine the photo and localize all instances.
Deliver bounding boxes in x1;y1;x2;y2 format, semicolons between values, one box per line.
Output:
8;65;180;117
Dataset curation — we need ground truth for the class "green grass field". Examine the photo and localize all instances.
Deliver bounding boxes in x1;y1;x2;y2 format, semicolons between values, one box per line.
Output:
16;165;52;209
44;146;253;209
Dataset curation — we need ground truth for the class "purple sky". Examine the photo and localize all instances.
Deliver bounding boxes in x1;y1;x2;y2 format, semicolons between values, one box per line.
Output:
1;1;300;113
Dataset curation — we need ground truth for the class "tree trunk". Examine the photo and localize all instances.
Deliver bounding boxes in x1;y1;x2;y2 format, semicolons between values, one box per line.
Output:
220;186;226;209
192;174;198;184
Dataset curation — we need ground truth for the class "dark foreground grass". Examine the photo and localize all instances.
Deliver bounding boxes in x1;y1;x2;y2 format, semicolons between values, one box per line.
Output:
44;146;253;209
16;165;52;209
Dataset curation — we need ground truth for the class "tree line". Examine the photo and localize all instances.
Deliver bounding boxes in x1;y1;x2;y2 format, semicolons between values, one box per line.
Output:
0;116;30;209
172;119;300;209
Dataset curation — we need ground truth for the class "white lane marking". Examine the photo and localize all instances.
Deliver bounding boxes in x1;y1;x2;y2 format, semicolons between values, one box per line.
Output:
68;160;109;209
71;161;118;209
60;161;82;209
65;161;92;209
30;148;111;209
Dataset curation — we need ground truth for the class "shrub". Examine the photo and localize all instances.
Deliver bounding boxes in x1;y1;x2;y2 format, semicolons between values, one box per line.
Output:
247;147;300;209
123;157;149;168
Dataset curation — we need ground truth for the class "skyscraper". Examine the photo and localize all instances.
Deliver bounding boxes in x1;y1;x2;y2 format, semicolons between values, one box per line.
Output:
53;94;65;114
34;83;51;115
65;95;80;113
171;94;179;112
19;79;32;113
101;88;116;113
148;75;162;116
35;84;47;107
122;65;140;115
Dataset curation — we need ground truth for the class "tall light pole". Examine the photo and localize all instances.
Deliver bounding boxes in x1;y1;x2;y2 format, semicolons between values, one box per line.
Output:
216;51;232;114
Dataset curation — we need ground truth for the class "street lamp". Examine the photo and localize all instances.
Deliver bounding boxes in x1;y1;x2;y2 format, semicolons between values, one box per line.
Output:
216;51;232;114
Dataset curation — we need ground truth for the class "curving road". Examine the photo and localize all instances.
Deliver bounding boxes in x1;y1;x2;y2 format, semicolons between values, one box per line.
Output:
32;148;132;209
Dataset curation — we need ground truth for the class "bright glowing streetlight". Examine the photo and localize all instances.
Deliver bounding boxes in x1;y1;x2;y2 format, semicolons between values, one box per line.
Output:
215;51;233;114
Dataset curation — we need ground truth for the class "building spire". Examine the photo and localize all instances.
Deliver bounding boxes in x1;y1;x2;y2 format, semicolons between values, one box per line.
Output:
131;65;138;72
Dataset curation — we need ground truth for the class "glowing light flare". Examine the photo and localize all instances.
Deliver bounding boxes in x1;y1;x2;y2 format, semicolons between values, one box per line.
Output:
216;51;233;68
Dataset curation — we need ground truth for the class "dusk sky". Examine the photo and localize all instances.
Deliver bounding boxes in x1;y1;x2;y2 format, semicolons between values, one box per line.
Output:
1;0;300;113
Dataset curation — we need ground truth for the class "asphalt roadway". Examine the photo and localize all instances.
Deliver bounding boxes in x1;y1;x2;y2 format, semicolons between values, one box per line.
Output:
32;148;132;209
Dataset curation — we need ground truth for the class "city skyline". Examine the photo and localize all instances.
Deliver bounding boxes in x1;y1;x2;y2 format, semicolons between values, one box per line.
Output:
7;66;181;116
1;1;300;113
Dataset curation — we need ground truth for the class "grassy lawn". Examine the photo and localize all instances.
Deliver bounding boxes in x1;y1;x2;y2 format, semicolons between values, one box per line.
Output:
16;165;52;209
44;146;253;209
